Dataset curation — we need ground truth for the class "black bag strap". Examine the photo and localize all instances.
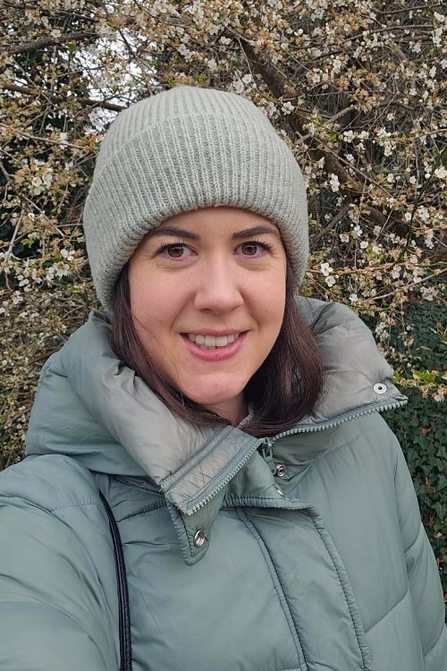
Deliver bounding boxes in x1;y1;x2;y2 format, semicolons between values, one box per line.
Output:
99;490;133;671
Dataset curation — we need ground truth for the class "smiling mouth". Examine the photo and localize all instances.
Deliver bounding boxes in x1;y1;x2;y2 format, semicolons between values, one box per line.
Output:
187;333;241;349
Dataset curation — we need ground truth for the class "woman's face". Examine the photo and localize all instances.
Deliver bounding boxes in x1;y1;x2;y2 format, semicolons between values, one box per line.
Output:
128;207;287;425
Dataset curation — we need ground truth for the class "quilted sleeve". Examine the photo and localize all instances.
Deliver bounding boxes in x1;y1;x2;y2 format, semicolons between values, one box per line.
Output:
393;442;447;669
0;456;120;671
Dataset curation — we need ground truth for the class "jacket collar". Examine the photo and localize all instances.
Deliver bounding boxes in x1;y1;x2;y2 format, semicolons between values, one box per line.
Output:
26;299;406;519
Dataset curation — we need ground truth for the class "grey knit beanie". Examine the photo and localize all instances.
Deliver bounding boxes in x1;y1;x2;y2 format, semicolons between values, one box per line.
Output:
83;86;308;309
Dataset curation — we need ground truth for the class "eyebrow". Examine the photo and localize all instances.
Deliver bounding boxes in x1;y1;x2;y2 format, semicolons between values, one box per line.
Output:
148;227;199;240
149;225;280;240
232;226;281;240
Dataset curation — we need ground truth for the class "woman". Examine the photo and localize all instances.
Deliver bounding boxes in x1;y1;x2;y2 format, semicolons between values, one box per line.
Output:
0;86;445;671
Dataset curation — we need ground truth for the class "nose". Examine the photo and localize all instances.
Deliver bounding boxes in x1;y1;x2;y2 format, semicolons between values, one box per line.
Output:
193;258;244;313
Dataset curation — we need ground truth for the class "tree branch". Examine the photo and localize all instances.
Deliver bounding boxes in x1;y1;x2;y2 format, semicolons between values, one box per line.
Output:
4;31;98;55
1;81;126;112
365;268;447;303
312;204;350;243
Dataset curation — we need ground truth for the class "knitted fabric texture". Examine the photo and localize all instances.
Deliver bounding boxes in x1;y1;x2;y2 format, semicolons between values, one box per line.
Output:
83;86;308;309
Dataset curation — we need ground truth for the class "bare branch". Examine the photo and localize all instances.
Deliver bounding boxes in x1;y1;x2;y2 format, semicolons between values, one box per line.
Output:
4;31;99;55
365;268;447;303
312;204;350;243
0;123;85;150
1;81;126;112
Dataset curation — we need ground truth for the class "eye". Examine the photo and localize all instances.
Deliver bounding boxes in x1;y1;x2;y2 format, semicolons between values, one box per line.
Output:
157;243;193;260
238;241;273;257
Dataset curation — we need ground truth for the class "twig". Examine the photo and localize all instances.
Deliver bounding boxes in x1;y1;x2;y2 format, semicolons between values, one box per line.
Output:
4;219;20;264
312;204;349;243
0;123;85;150
365;268;447;303
1;81;126;112
5;31;98;55
327;105;358;124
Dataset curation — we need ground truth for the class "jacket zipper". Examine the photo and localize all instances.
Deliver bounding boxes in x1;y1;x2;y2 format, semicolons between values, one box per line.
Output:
187;398;406;515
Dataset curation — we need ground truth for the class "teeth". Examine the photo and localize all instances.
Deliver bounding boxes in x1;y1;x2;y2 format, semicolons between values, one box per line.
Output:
187;333;239;348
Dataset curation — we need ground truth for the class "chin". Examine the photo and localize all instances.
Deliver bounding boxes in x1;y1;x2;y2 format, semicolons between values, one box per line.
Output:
182;384;247;421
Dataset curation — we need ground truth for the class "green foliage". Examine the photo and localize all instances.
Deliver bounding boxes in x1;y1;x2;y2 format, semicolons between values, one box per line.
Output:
383;300;447;596
385;391;447;595
0;279;96;471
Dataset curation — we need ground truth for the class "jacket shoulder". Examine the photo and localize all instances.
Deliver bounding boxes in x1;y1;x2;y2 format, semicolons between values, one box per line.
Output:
0;455;119;670
0;453;101;510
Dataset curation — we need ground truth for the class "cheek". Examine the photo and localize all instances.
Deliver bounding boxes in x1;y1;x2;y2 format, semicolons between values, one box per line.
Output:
129;267;170;322
129;284;163;346
258;277;286;324
133;313;162;342
131;296;175;355
271;303;286;339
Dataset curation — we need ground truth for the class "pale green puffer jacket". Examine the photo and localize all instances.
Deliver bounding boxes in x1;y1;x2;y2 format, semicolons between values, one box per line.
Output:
0;299;445;671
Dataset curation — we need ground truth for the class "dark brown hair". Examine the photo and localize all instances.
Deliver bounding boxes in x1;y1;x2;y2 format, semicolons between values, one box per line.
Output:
111;262;323;437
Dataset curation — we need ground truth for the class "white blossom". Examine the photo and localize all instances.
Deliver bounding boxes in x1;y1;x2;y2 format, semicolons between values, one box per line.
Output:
420;286;438;301
60;248;74;261
434;166;447;179
432;28;443;47
281;101;295;114
329;173;340;192
233;79;244;94
424;230;435;249
433;389;445;402
177;44;192;60
12;291;23;305
320;262;334;277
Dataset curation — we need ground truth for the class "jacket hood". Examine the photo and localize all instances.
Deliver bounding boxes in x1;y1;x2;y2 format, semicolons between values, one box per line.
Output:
25;298;406;515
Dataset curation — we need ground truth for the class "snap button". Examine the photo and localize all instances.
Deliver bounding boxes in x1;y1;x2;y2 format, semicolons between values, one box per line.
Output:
275;464;286;478
373;382;387;395
275;486;285;498
193;530;206;548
